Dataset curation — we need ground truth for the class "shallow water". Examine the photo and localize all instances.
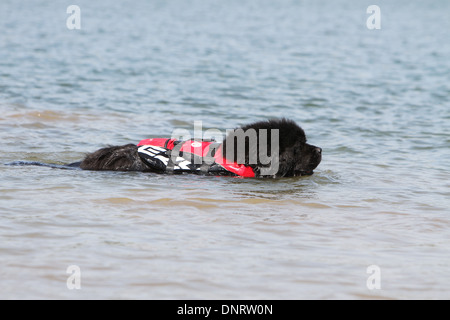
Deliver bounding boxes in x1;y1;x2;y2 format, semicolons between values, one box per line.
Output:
1;0;449;299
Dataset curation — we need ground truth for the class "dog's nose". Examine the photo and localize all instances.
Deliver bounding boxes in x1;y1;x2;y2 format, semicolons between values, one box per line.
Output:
315;147;322;154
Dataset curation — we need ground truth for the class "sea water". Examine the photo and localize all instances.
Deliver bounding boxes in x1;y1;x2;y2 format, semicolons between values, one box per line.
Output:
0;0;449;299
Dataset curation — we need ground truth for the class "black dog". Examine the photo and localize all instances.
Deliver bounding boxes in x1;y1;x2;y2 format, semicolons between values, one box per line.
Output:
78;119;321;178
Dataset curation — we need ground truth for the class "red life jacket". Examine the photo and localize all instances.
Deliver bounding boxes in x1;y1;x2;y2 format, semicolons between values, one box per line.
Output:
137;138;255;178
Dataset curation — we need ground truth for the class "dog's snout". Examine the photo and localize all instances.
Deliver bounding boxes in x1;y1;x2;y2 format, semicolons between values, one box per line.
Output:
315;147;322;154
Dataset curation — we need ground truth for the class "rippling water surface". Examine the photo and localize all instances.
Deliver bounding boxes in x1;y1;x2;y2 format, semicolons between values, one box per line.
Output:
1;0;449;299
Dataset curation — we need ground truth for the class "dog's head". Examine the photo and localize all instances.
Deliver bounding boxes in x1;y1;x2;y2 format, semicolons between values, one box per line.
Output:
222;118;322;177
287;141;322;177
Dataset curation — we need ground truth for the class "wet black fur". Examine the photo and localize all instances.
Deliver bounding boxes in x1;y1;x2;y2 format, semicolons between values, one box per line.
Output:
222;118;322;177
80;144;148;171
78;119;322;177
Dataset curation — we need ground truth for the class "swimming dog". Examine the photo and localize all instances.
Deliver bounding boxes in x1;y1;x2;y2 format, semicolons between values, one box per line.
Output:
78;118;322;178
